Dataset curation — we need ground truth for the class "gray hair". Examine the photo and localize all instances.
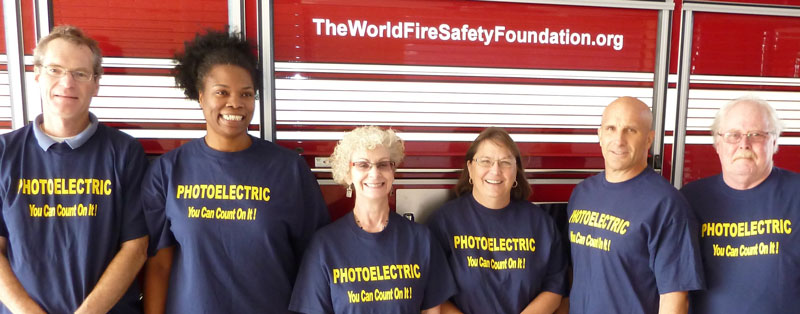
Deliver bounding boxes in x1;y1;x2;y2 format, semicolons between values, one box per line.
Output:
710;95;783;149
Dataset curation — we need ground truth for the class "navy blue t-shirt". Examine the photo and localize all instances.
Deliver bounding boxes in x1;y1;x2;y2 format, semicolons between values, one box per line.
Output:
0;124;148;314
142;137;330;313
567;168;704;314
427;194;567;314
681;167;800;314
289;212;457;314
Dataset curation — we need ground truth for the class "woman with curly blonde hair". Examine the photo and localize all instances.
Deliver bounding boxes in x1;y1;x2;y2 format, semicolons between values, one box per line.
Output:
290;125;456;314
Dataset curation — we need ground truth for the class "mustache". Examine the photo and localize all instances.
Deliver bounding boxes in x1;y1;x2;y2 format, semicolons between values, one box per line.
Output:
733;150;757;161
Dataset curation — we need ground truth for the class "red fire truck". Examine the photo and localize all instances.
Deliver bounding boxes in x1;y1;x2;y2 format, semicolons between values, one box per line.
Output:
2;0;799;221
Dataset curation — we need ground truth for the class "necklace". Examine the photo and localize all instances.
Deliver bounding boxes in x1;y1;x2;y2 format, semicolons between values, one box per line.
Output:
355;215;389;232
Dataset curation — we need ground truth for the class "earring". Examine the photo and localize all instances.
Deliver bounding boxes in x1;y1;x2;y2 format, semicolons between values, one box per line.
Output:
512;180;518;188
468;178;473;185
346;184;353;198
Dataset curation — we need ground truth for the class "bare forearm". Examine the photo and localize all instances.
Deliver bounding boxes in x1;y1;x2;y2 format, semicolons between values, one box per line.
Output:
0;239;46;314
439;300;462;314
554;297;569;314
421;304;442;314
521;291;562;314
75;236;148;314
658;291;688;314
143;247;174;314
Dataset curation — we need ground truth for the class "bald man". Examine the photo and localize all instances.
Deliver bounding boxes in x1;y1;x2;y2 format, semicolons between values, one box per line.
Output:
680;96;800;314
565;97;704;314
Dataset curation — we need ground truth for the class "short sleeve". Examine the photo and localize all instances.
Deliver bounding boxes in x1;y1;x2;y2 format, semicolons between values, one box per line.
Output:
0;191;6;238
289;238;334;314
649;196;705;294
119;140;149;243
541;220;569;295
421;231;457;310
0;170;6;238
141;158;175;256
0;140;5;238
425;209;453;257
290;156;331;259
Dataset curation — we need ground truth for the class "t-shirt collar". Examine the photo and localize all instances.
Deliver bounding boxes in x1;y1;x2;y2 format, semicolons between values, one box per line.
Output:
32;112;99;151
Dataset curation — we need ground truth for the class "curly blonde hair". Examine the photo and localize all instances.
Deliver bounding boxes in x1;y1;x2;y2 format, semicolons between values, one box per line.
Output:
330;126;405;186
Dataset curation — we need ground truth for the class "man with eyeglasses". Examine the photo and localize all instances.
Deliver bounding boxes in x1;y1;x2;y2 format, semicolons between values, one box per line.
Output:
565;97;704;314
680;96;799;314
0;25;148;313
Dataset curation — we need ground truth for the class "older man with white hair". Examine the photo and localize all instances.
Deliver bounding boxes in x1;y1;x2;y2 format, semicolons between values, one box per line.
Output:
681;95;799;314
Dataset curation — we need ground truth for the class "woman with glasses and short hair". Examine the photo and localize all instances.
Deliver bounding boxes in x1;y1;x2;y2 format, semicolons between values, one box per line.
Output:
428;127;567;314
290;125;456;314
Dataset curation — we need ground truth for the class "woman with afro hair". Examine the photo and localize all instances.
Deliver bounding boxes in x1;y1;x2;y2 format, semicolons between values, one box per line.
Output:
141;29;330;313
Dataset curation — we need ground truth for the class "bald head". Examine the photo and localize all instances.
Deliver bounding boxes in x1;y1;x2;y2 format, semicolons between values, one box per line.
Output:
602;96;653;130
597;96;655;182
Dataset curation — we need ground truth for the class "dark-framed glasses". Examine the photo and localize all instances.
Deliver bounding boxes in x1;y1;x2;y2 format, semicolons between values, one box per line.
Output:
351;160;396;172
40;65;95;82
472;158;515;169
717;131;772;144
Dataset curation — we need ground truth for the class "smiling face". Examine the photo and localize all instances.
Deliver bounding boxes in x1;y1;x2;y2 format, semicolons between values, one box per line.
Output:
349;145;395;201
467;140;516;208
34;38;99;124
198;64;256;151
715;101;776;188
598;97;654;182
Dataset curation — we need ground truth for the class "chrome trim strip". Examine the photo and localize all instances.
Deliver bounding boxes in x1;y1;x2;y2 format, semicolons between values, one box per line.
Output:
3;0;29;128
672;10;694;188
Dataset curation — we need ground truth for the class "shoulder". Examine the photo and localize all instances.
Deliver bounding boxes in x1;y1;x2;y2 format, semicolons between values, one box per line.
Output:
773;167;800;185
640;168;676;190
429;194;469;221
95;124;138;144
633;169;686;202
304;215;361;257
393;213;435;241
251;137;304;160
574;172;603;189
157;138;203;161
249;138;311;173
94;124;145;155
311;214;353;242
0;125;33;156
0;127;34;172
512;200;553;219
569;173;603;199
0;125;32;142
680;175;719;199
507;201;561;235
144;140;201;177
0;125;33;149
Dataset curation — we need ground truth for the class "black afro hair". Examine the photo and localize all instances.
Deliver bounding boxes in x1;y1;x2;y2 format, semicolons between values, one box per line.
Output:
173;29;261;101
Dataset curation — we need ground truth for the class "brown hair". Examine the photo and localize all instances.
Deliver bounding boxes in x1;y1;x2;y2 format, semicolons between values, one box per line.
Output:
454;127;531;200
33;25;103;78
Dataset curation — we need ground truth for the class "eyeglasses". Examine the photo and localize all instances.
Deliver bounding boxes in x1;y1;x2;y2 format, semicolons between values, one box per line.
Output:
351;160;396;172
40;65;95;82
717;131;772;144
472;158;515;169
